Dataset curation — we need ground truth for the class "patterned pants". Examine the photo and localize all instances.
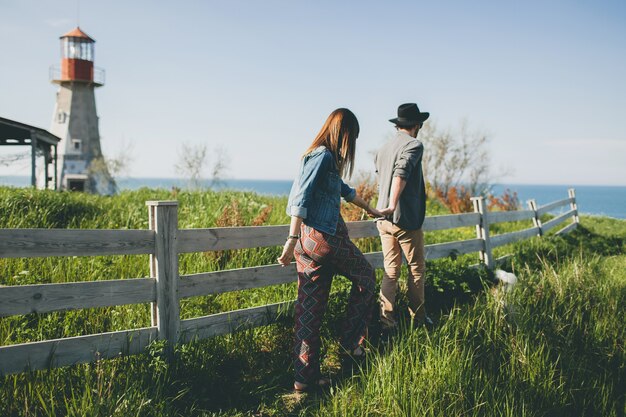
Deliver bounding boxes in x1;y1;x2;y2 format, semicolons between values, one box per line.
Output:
293;217;376;384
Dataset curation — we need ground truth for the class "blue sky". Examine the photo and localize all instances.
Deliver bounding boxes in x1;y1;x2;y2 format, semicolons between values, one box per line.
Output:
1;0;625;185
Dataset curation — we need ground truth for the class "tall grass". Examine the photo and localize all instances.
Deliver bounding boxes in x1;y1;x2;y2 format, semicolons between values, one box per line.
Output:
315;254;625;417
0;186;624;416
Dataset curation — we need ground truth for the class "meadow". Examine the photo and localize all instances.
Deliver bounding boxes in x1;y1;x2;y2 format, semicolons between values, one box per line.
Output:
0;186;624;416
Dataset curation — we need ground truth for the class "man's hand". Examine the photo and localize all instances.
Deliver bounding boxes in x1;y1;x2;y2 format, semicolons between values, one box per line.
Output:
382;177;407;217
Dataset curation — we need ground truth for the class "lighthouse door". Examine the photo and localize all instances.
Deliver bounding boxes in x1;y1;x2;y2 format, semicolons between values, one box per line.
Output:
68;179;85;192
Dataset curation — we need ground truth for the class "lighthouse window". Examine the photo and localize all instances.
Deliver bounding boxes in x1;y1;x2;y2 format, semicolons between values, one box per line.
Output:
81;43;89;60
66;40;82;59
57;112;67;123
68;41;78;59
62;38;93;61
72;139;82;152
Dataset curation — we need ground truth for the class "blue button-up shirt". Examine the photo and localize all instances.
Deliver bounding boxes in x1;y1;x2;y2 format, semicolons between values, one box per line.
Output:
286;146;356;235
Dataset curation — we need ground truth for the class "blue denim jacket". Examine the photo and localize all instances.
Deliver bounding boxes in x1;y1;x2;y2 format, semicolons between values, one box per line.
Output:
286;146;356;235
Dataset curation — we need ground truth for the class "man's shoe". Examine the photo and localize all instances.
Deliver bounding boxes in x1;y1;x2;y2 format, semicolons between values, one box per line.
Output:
341;346;368;376
379;326;398;345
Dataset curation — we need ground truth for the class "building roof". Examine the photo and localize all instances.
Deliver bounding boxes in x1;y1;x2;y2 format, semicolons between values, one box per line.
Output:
60;27;95;42
0;116;61;146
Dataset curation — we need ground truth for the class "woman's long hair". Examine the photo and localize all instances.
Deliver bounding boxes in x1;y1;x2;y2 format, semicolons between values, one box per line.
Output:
303;108;359;179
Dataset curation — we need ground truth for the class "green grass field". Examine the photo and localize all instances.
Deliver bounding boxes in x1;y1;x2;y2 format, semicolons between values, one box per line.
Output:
0;186;624;416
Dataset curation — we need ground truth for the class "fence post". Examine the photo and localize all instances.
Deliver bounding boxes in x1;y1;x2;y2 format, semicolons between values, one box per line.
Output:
568;188;580;224
528;199;543;236
471;196;493;269
147;201;180;359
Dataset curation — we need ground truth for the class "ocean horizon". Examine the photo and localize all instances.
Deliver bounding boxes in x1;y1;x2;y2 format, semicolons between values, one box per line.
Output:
1;175;624;220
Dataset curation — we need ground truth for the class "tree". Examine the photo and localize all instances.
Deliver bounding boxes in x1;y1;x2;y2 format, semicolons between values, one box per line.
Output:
209;145;230;188
175;142;208;189
371;119;512;213
87;141;134;195
420;119;492;198
86;157;117;195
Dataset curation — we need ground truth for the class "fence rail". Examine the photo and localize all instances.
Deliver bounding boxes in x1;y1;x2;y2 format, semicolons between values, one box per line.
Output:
0;278;156;316
0;190;580;375
487;210;535;224
0;229;155;258
0;327;156;376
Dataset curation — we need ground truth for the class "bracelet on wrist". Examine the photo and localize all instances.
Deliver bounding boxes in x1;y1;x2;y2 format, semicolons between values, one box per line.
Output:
287;234;300;240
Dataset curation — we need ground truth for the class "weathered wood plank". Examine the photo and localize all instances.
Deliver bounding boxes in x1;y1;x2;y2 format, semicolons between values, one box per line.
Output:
425;239;484;260
0;278;156;317
179;222;380;253
487;210;535;224
541;209;576;233
556;222;578;236
345;214;482;235
491;227;541;247
179;253;388;299
568;188;580;224
423;213;481;231
348;241;481;267
469;254;513;269
345;220;379;238
472;197;493;267
0;229;155;258
179;301;294;343
177;214;484;255
0;327;157;375
178;225;289;253
495;254;513;265
179;264;297;299
147;201;180;356
528;200;543;237
536;198;573;216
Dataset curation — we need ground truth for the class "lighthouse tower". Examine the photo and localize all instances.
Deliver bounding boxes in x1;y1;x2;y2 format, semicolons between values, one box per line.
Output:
49;27;115;194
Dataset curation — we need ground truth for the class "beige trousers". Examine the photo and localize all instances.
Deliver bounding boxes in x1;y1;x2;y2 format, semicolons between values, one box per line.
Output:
377;220;425;328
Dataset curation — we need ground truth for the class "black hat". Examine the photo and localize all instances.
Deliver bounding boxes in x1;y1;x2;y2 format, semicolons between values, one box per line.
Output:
389;103;430;127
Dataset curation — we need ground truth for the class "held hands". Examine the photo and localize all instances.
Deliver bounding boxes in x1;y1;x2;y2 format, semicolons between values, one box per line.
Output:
277;238;297;267
352;195;385;219
364;204;394;219
365;206;385;219
377;206;395;216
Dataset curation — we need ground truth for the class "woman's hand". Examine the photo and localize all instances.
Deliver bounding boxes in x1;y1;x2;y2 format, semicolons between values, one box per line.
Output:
277;238;298;266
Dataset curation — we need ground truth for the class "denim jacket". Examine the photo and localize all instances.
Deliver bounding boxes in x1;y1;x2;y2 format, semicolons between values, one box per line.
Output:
286;146;356;235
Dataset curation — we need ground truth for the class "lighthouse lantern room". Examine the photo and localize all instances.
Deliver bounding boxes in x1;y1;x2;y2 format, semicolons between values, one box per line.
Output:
60;28;95;82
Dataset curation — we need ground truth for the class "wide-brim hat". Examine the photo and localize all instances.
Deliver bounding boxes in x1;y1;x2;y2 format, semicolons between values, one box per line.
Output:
389;103;430;127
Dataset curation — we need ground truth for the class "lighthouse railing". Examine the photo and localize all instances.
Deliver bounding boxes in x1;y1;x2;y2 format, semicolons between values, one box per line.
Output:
48;65;106;85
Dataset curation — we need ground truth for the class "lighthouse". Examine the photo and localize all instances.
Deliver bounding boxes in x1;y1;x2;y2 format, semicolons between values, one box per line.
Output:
49;27;115;194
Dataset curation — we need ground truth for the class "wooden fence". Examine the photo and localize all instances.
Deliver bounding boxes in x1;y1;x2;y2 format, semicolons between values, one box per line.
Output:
0;190;579;375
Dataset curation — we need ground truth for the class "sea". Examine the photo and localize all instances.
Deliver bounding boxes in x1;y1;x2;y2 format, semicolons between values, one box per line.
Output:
1;175;624;219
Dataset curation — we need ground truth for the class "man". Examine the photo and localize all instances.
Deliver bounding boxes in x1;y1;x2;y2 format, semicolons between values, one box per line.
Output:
375;102;432;334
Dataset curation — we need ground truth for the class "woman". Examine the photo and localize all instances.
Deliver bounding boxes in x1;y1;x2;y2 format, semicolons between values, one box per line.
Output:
277;108;382;393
